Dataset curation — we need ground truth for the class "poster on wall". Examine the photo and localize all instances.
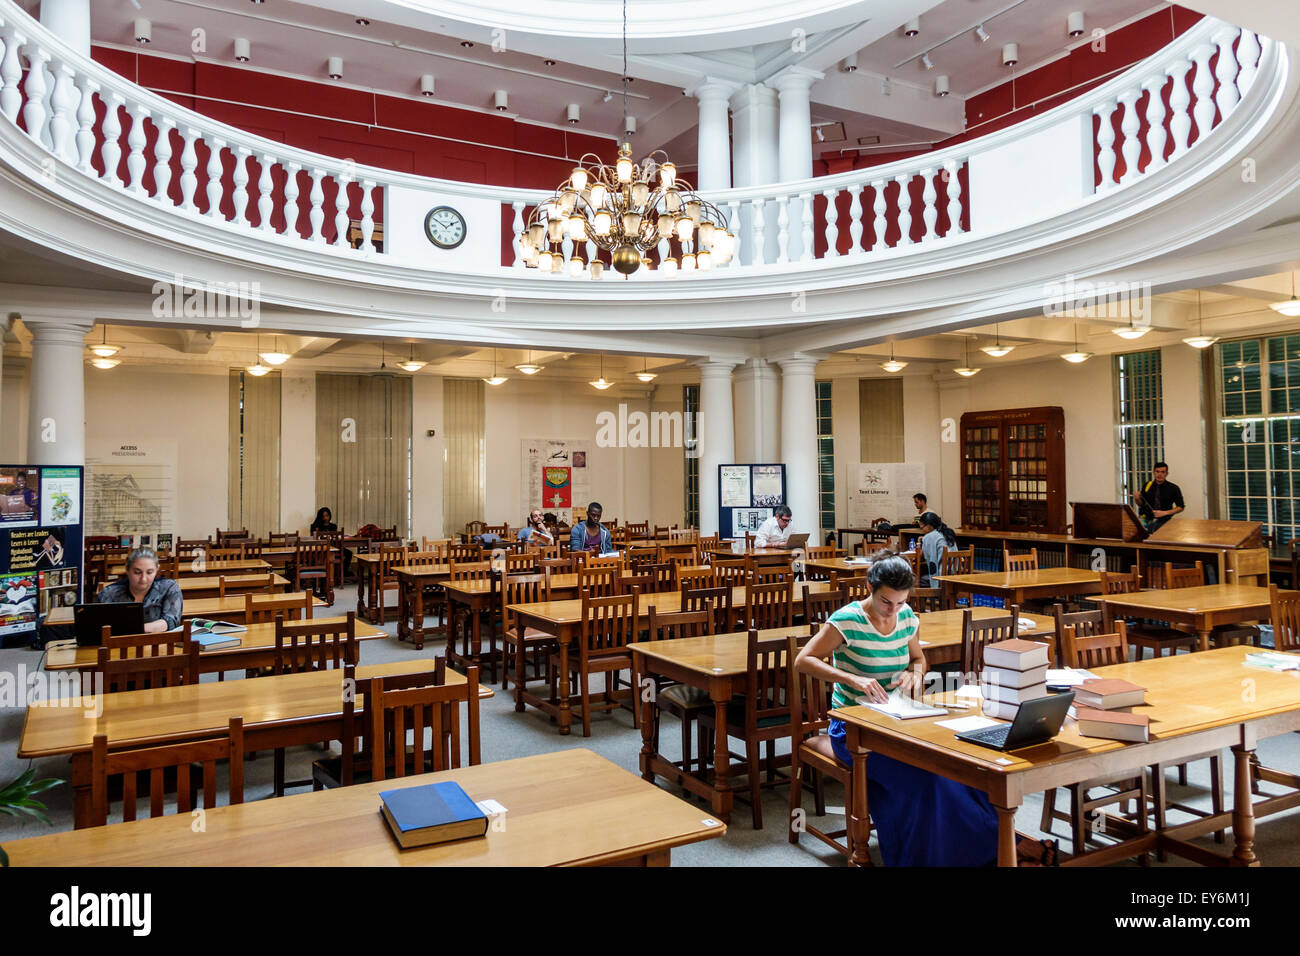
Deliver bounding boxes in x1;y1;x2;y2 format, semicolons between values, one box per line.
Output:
717;463;786;541
40;467;81;526
85;440;178;538
719;465;751;508
0;464;84;645
0;572;37;636
542;467;572;510
521;440;591;519
845;463;928;527
0;467;40;526
732;507;773;536
751;465;785;507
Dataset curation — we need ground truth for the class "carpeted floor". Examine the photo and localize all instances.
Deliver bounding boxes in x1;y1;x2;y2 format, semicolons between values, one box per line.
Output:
3;581;1299;866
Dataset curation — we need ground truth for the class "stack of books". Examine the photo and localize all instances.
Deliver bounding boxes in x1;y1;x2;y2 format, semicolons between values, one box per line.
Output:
1074;677;1150;741
979;639;1050;720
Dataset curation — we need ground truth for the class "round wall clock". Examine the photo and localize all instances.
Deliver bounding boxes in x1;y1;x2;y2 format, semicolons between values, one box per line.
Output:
424;205;467;249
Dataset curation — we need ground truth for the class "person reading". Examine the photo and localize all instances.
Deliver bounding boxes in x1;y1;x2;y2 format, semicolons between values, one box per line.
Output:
97;547;183;634
310;507;338;535
569;502;612;554
794;554;999;866
754;505;793;547
517;509;554;547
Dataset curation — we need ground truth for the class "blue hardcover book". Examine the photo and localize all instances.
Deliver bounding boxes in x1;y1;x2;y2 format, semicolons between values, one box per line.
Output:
379;782;488;849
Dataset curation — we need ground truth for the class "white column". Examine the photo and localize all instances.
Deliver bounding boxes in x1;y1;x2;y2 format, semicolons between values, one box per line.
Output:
729;84;779;188
40;0;92;58
733;358;780;463
697;360;737;537
694;77;738;193
24;316;92;464
770;68;821;182
777;354;820;542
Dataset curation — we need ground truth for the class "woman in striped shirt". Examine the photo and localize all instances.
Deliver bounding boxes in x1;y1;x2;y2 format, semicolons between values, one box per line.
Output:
795;553;998;866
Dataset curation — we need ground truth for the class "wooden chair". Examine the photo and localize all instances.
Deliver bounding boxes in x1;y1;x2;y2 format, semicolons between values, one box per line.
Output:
745;579;794;630
841;577;871;604
788;657;859;858
294;541;335;606
578;565;619;599
586;553;625;571
941;547;975;576
422;537;452;555
241;539;265;558
96;627;200;693
1272;584;1300;652
448;542;482;563
907;587;944;614
175;537;212;556
677;566;715;592
91;717;244;827
464;520;487;539
803;588;845;630
626;545;661;568
268;531;299;547
959;605;1021;680
447;560;495;672
216;528;250;546
713;558;748;589
217;573;276;598
504;552;538;574
373;544;409;623
643;562;675;594
245;590;313;624
540;556;575;575
550;591;639;737
1099;567;1141;594
207;545;245;561
617;572;655;597
1164;561;1205;589
1051;603;1109;667
627;521;650;538
501;573;553;694
683;585;735;635
1004;549;1038;572
1118;563;1199;659
699;630;799;829
484;523;509;538
643;606;715;776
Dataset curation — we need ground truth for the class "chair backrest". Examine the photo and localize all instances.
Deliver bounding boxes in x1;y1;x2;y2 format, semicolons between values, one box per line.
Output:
646;605;714;641
682;585;735;635
484;523;509;537
626;545;662;568
612;526;630;548
96;626;200;693
1162;561;1205;589
741;630;798;740
540;556;575;575
805;545;840;562
502;573;549;634
960;605;1021;678
841;577;871;603
941;547;975;576
627;521;650;537
578;565;618;598
907;587;945;614
465;520;487;538
751;565;793;584
241;539;265;557
504;552;538;574
713;559;748;589
644;562;675;594
218;573;276;597
745;579;794;630
1053;603;1105;662
579;591;639;658
1004;549;1038;573
1099;567;1141;594
216;529;250;545
792;650;835;738
677;566;715;592
208;545;246;561
804;588;845;631
245;590;313;624
405;550;442;568
617;572;654;597
274;612;358;674
586;553;624;571
1269;584;1300;652
450;560;491;583
91;716;244;826
422;537;452;556
377;545;409;582
297;541;333;571
1062;621;1129;669
448;542;482;563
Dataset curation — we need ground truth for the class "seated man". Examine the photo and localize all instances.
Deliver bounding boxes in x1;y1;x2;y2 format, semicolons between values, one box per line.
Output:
570;501;613;554
754;505;794;548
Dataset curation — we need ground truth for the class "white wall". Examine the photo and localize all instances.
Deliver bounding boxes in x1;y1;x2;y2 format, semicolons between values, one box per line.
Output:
411;373;445;541
279;371;316;534
1;354;29;462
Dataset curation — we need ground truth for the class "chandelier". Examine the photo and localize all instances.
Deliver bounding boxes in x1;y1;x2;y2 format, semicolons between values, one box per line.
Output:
517;0;734;278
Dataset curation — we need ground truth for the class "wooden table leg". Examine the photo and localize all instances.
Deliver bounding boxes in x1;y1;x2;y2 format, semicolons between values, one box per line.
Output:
558;639;572;735
638;655;656;782
1198;627;1212;653
847;729;871;867
397;579;409;643
995;802;1018;866
1230;740;1260;866
412;582;425;651
709;688;733;823
71;753;91;830
514;628;527;713
356;563;367;620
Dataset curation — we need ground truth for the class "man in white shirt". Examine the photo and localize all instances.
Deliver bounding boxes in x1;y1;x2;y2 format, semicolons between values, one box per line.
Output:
754;506;794;547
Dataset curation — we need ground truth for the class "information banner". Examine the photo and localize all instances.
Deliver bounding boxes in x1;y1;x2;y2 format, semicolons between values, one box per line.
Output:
0;465;84;645
845;463;927;527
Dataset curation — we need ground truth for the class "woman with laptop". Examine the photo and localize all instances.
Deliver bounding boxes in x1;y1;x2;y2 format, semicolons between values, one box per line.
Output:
794;553;999;866
97;547;183;633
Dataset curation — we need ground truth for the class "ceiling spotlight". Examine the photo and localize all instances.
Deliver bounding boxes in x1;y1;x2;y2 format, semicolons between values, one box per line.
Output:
904;17;920;37
1002;43;1019;67
1067;12;1085;38
494;90;509;112
935;75;950;97
566;103;580;125
881;77;892;96
975;25;990;43
461;40;474;48
234;38;251;62
356;17;371;26
841;53;858;72
602;91;613;103
328;56;344;80
421;74;435;96
134;18;151;44
920;53;933;70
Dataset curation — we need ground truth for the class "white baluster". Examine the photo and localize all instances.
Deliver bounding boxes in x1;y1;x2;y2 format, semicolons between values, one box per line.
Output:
895;174;913;246
1190;42;1217;145
21;47;49;148
99;92;124;188
1167;58;1193;159
1213;27;1240;119
359;180;376;251
1142;76;1168;173
726;201;741;266
308;168;326;241
47;61;78;164
920;168;938;241
847;185;863;254
750;198;766;267
1094;101;1118;190
870;180;886;250
0;28;24;123
1118;89;1142;186
943;161;963;236
152;116;174;203
282;163;301;237
232;147;252;226
205;138;226;220
511;201;525;267
178;127;199;210
799;192;814;262
775;195;790;264
822;188;840;258
333;172;353;247
257;155;276;231
74;75;98;176
1236;30;1260;99
125;103;150;195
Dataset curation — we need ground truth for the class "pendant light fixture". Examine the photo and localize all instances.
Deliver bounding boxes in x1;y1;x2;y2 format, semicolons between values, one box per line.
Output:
1112;314;1151;339
90;356;120;370
1060;322;1093;363
980;323;1014;357
515;350;544;375
259;335;290;366
89;324;122;358
1269;271;1300;317
589;354;615;390
247;335;270;376
880;342;908;373
483;350;508;386
635;357;658;383
1182;291;1219;349
398;344;426;373
952;336;981;377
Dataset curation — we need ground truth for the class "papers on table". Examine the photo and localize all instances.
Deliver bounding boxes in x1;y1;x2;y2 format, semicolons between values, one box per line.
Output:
935;715;1001;732
1045;668;1098;688
1244;651;1300;671
955;684;982;700
859;690;949;720
1016;618;1038;631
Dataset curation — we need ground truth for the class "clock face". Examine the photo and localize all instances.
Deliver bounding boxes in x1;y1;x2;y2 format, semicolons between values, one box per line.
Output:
424;205;467;249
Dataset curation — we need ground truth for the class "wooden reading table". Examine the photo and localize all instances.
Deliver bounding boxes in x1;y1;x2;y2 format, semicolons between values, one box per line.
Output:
46;592;327;627
932;567;1103;608
1097;584;1273;652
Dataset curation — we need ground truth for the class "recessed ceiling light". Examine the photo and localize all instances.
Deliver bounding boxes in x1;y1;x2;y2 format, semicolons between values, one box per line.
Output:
356;18;371;26
461;40;474;48
544;59;556;66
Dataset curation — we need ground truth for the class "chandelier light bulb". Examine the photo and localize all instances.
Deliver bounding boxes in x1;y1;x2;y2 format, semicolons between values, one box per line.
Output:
589;259;605;280
588;182;608;207
661;257;678;274
570;167;588;191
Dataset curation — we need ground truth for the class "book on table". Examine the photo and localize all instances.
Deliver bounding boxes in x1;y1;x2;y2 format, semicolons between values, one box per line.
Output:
980;662;1048;689
979;679;1048;704
1075;707;1150;742
981;698;1026;721
188;618;247;650
982;638;1050;670
1073;678;1146;710
380;781;489;849
859;689;947;720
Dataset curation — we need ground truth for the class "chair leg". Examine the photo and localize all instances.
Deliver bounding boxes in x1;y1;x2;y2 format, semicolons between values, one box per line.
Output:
1210;753;1225;844
679;713;692;774
1070;786;1087;858
788;759;802;845
1040;787;1058;835
1177;762;1188;786
813;768;825;816
581;667;592;738
1150;765;1168;863
273;748;285;798
747;736;763;830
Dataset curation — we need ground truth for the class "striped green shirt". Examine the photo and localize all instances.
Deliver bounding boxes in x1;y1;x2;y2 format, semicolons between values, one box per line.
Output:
828;601;919;710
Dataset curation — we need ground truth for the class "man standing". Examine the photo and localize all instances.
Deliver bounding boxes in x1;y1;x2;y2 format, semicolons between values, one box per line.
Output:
1134;462;1185;531
754;506;794;547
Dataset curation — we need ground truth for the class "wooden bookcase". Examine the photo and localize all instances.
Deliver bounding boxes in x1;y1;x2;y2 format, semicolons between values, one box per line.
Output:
960;406;1066;534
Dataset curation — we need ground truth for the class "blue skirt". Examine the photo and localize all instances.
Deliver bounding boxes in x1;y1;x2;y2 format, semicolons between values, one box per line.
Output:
829;718;999;866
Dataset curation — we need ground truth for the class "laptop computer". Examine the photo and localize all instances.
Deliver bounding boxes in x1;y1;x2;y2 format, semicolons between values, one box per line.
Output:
780;532;811;551
74;602;145;646
955;692;1075;752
